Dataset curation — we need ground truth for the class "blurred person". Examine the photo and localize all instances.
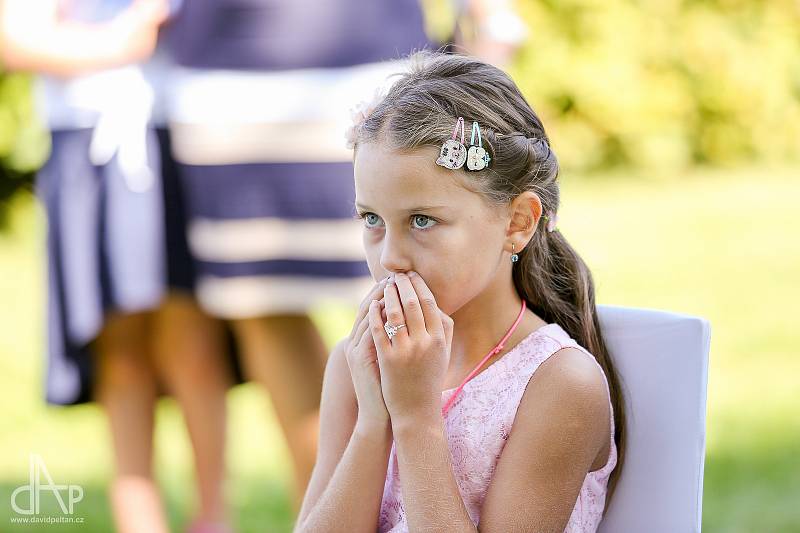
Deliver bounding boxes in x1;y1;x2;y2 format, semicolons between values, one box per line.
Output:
0;1;234;532
451;0;529;66
162;0;526;516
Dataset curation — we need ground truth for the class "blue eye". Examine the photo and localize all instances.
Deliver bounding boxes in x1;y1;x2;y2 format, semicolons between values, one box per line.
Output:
356;211;437;231
412;215;437;230
363;213;383;228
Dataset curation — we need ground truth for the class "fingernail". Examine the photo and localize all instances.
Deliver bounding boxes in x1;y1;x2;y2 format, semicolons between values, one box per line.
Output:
408;271;418;278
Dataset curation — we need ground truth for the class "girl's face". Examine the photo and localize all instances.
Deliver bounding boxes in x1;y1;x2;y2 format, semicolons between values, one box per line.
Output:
354;141;509;315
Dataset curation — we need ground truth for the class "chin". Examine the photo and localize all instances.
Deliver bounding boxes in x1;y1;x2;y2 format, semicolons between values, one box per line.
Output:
437;296;463;317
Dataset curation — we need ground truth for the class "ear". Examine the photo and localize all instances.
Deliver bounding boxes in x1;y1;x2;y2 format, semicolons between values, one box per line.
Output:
506;192;542;252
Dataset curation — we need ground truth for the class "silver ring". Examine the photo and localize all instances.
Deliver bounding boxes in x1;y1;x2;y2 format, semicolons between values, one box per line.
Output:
384;322;407;340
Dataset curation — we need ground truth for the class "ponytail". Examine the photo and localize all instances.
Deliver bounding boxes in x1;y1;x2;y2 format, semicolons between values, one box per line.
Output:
514;216;628;513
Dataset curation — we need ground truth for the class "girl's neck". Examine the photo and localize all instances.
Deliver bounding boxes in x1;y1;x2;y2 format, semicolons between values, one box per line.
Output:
448;272;548;379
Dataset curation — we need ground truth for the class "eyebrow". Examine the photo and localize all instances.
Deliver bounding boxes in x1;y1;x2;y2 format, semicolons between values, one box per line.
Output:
355;203;449;214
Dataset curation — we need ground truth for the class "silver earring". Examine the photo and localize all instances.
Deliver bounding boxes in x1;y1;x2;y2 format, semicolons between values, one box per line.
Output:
510;243;519;263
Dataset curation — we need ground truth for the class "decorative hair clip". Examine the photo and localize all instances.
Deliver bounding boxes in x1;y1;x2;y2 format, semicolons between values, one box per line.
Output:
436;117;467;170
466;121;491;171
345;87;386;149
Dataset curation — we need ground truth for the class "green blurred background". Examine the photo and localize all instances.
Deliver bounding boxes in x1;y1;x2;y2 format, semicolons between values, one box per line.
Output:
1;1;799;532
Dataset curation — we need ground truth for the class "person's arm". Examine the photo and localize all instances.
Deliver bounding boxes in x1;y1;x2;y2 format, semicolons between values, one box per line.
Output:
391;411;478;532
451;0;528;68
294;340;394;533
0;0;167;77
390;347;610;532
478;347;611;531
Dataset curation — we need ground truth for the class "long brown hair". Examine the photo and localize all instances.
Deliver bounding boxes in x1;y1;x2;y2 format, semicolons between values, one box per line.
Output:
352;50;627;513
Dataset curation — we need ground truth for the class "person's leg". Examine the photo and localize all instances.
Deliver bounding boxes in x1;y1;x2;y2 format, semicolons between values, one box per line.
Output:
93;311;169;533
151;291;231;529
232;314;327;511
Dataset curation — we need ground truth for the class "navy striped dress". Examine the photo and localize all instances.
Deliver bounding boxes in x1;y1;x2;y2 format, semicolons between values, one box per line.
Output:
34;0;206;404
163;0;438;318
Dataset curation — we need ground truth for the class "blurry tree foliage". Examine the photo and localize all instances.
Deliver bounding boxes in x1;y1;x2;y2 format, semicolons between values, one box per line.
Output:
0;70;49;225
504;0;800;173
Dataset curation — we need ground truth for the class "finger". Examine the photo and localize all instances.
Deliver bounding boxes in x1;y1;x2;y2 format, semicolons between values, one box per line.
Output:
393;273;426;337
355;296;385;341
350;280;388;338
353;307;372;343
440;309;454;351
383;279;409;341
361;279;389;316
355;320;376;359
380;298;387;322
368;300;392;355
408;272;444;339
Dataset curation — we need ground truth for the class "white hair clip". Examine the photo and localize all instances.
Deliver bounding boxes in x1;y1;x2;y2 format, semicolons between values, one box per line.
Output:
466;121;491;171
436;116;467;170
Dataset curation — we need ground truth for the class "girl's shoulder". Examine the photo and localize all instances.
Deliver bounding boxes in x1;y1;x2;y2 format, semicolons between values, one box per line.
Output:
528;344;610;417
477;346;613;528
517;345;611;461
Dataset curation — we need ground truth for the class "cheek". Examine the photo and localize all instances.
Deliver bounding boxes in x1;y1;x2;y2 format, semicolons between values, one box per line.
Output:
422;227;501;312
363;242;384;281
417;251;485;314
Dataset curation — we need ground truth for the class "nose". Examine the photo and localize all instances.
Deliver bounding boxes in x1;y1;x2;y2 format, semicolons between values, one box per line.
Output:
379;232;413;276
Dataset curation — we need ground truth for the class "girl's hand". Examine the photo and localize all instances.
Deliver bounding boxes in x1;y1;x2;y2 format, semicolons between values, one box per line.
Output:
344;279;392;429
368;272;454;426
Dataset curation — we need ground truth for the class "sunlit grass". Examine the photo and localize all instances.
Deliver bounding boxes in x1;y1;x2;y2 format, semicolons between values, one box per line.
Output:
1;165;798;532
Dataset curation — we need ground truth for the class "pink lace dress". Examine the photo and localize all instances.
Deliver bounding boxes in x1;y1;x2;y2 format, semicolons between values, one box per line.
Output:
378;322;617;532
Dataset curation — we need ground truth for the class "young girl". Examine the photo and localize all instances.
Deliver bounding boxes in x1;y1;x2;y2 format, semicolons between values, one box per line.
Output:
295;50;626;533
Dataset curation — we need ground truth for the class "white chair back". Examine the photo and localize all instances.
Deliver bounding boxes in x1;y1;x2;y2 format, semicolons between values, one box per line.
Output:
596;305;711;533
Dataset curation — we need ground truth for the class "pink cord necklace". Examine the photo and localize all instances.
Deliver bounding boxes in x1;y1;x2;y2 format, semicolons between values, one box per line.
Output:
441;298;528;416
